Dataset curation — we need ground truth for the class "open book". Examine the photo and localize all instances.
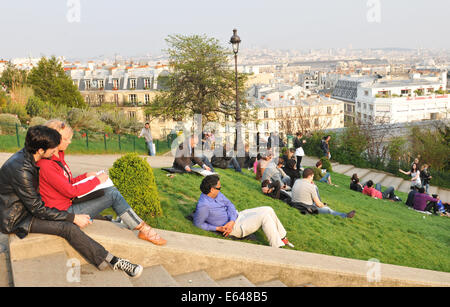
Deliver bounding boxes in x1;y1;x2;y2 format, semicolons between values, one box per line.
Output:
73;171;114;198
190;168;218;177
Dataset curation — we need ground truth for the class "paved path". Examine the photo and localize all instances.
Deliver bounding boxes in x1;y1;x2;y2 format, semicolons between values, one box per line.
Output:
0;152;448;202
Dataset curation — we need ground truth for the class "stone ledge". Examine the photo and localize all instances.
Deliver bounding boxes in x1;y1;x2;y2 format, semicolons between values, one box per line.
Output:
9;220;450;287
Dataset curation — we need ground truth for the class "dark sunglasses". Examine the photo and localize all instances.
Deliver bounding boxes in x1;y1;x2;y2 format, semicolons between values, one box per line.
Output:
213;186;221;190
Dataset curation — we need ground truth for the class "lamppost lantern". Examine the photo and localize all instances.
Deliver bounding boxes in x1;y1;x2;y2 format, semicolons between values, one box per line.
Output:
230;29;241;54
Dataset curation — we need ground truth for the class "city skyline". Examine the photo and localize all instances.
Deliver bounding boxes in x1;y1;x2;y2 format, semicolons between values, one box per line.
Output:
1;0;449;59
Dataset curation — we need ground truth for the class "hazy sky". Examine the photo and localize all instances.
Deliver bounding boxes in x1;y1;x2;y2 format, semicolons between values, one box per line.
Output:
1;0;449;59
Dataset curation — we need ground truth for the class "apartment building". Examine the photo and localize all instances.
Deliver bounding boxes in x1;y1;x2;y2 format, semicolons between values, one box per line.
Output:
356;72;448;124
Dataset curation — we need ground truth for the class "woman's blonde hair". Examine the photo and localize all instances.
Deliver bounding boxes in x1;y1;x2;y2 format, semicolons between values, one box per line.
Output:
44;119;73;135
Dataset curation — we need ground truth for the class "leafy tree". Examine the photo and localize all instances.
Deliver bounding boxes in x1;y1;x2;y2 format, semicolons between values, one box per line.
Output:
149;34;249;126
0;62;28;93
28;56;85;108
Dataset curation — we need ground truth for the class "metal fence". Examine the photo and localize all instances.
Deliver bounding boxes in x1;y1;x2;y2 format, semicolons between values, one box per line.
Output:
0;122;173;155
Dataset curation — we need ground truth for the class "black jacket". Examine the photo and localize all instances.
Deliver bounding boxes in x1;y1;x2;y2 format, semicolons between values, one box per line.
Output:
211;147;233;169
0;149;75;239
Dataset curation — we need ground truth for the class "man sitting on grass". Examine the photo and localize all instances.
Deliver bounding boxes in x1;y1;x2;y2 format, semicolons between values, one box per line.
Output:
291;168;355;218
413;187;439;213
193;175;294;248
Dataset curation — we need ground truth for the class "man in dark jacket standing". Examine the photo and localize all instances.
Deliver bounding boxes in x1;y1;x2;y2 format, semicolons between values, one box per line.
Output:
0;125;142;278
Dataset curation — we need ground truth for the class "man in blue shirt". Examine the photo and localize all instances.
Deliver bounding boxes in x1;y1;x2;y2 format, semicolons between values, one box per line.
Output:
193;175;294;248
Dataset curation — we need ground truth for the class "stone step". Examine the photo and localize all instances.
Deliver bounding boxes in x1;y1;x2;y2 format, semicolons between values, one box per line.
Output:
216;275;255;287
0;252;10;287
174;271;220;287
332;164;354;174
11;252;134;287
344;167;370;178
131;265;178;287
360;172;388;186
380;176;404;191
78;263;134;287
437;188;450;203
398;180;413;194
427;186;440;196
255;279;287;287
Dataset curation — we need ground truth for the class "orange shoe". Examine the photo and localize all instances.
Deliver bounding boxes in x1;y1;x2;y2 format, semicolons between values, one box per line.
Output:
135;222;167;246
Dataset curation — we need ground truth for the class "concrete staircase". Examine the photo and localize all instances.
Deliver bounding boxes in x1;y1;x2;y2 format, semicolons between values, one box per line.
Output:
4;221;450;287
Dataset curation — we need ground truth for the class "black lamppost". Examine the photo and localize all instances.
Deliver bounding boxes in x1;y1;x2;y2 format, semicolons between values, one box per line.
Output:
230;29;242;152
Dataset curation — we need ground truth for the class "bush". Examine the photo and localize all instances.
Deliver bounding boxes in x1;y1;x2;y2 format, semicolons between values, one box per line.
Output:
320;156;333;172
109;153;162;219
26;96;47;118
0;113;21;134
29;116;47;126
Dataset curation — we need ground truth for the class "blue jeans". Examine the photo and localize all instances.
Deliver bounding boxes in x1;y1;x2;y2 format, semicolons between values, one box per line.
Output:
319;173;330;183
315;205;347;218
227;157;242;172
67;187;142;229
146;141;155;156
375;183;395;199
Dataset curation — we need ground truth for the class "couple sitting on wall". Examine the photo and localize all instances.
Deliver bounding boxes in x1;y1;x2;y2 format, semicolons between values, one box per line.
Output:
0;120;167;279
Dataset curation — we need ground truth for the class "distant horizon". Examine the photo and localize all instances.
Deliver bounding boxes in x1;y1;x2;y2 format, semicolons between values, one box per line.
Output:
1;0;449;59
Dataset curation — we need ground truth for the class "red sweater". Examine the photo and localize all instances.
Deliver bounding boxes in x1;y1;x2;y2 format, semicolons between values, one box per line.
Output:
362;186;383;199
36;151;100;211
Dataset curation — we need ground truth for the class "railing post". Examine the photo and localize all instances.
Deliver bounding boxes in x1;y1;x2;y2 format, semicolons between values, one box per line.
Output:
86;131;89;149
104;133;107;151
15;123;20;147
118;134;121;151
133;135;136;152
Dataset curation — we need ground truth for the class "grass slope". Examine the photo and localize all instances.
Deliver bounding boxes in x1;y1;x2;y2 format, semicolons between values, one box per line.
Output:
142;167;449;273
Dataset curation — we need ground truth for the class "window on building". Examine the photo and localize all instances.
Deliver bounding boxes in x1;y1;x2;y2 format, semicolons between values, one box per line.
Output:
264;110;269;119
128;111;136;119
369;104;374;111
98;80;104;89
98;95;104;104
85;95;90;104
128;94;137;103
327;106;332;114
113;79;119;89
85;80;91;90
130;79;137;89
113;94;119;105
314;118;319;127
264;122;269;130
145;94;150;104
144;78;151;89
364;90;369;96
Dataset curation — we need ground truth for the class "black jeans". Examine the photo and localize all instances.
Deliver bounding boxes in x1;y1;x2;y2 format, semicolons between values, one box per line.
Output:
30;218;111;269
296;156;303;171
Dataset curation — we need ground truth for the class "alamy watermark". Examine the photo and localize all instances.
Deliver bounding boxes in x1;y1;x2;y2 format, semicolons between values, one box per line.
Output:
366;258;381;283
367;0;381;23
66;258;81;283
67;0;81;23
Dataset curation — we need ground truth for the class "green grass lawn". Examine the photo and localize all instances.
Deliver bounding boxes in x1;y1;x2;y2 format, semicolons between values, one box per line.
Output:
142;166;450;273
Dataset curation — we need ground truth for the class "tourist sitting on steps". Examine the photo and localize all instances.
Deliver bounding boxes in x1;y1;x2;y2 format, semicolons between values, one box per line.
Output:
37;120;166;246
193;175;294;248
0;126;143;278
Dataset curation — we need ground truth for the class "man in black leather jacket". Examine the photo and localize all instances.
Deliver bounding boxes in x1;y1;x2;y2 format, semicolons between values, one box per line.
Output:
0;125;143;278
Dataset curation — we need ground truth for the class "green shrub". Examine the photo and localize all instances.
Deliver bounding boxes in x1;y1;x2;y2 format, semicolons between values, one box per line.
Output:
109;153;162;219
0;113;21;134
29;116;47;126
26;96;47;118
320;156;333;172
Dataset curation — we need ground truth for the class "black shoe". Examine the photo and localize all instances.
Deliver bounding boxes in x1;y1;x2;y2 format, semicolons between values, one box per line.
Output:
113;258;143;278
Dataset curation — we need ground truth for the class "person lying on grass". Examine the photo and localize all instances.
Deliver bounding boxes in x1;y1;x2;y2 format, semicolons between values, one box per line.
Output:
193;175;294;248
362;180;400;202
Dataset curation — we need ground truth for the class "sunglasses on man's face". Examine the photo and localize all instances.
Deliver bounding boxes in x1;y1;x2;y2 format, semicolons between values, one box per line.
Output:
213;186;221;191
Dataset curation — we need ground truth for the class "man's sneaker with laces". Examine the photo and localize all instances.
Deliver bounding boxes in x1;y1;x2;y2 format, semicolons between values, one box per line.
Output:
281;237;295;248
113;258;143;278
